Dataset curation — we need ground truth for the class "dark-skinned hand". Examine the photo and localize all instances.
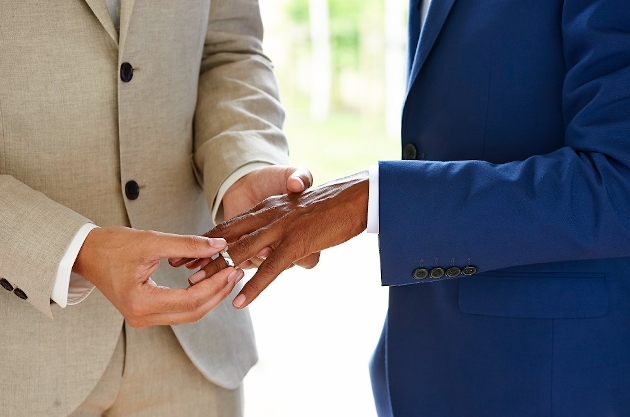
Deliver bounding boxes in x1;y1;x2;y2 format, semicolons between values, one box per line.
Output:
173;171;369;309
170;165;320;272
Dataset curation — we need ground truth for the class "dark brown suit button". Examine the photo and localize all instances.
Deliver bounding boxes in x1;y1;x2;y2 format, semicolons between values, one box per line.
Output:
0;278;13;291
413;268;429;280
125;180;140;200
13;288;27;300
429;267;445;279
402;143;418;160
446;267;461;278
120;62;134;82
462;266;478;276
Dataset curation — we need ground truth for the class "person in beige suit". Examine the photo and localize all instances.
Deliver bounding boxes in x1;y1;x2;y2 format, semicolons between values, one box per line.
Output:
0;1;315;416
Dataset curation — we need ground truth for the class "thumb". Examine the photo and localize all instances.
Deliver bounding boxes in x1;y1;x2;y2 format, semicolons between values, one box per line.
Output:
286;167;313;193
149;232;227;260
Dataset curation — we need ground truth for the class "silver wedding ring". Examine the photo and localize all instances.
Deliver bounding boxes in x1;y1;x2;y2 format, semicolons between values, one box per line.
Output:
220;248;235;267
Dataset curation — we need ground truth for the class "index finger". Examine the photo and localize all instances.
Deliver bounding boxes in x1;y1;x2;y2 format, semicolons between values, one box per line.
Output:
192;228;278;284
169;207;276;268
206;207;275;240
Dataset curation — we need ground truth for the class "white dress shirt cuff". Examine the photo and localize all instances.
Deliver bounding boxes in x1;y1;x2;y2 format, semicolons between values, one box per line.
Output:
51;223;98;308
212;162;272;223
367;164;379;234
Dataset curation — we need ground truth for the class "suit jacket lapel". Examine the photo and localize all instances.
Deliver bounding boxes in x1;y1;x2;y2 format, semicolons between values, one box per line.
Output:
119;0;137;52
83;0;119;45
407;0;457;94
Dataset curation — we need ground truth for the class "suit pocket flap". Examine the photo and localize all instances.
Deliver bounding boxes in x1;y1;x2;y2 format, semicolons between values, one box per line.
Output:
458;273;609;319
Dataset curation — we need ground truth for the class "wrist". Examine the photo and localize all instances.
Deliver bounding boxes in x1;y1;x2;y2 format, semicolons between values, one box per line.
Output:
72;227;105;278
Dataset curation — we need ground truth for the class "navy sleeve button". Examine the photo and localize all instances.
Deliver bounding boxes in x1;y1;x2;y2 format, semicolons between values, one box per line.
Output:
429;267;445;279
462;266;478;276
413;268;429;280
445;267;461;278
402;143;418;160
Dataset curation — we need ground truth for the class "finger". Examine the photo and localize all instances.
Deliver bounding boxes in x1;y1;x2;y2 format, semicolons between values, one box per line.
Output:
128;267;243;327
151;232;226;260
176;243;272;271
238;259;257;269
190;256;230;285
240;257;264;269
232;248;295;309
169;257;195;268
130;266;235;316
169;236;226;268
286;167;313;193
293;251;321;269
257;246;273;258
240;247;275;269
185;257;212;270
204;209;275;242
196;230;276;282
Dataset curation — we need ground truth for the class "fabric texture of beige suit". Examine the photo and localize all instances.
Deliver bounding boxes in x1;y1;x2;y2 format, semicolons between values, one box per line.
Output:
0;1;289;415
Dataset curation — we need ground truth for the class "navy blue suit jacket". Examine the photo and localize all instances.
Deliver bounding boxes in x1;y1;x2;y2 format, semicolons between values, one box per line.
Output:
371;0;630;416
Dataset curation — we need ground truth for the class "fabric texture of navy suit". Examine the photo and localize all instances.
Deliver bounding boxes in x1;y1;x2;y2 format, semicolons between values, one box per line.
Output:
371;0;630;416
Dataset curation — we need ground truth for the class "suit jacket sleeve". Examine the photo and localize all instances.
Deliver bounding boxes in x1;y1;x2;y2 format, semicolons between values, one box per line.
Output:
378;0;630;286
0;175;91;317
193;0;291;216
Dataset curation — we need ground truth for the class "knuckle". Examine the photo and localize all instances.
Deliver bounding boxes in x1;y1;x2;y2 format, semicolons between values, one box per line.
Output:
212;222;228;235
184;296;202;312
205;259;225;277
185;235;203;252
245;278;267;296
257;261;282;280
231;236;254;261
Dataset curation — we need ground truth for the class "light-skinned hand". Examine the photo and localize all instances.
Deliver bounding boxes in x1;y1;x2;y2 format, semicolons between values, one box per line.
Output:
73;227;244;328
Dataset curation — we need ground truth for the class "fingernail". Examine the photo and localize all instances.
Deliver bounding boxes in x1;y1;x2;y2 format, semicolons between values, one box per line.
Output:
189;269;206;285
228;268;244;283
293;176;305;190
208;238;227;248
233;294;246;308
170;258;182;265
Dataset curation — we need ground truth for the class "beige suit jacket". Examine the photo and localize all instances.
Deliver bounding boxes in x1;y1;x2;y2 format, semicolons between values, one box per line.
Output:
0;1;289;416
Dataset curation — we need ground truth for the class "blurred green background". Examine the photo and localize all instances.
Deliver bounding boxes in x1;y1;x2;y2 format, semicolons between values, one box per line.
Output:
284;110;399;182
261;0;406;183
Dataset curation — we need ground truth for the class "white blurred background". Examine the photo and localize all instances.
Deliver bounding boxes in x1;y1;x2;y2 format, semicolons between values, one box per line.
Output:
243;1;408;416
243;234;388;417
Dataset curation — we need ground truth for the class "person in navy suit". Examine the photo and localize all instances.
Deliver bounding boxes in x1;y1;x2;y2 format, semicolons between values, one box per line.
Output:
179;0;630;415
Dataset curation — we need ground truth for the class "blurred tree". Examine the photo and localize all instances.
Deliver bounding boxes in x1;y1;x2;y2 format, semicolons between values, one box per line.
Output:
308;0;331;121
286;0;377;111
280;0;405;137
